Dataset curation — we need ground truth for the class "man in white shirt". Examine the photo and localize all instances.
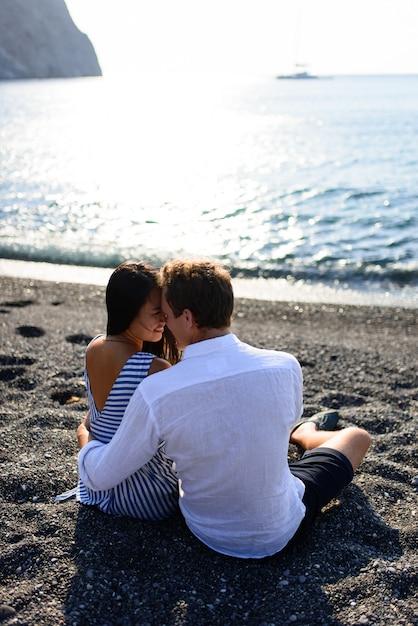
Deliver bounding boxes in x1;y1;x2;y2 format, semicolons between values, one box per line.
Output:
79;259;371;559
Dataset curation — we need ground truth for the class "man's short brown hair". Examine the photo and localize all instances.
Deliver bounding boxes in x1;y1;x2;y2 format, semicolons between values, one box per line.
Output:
160;259;234;329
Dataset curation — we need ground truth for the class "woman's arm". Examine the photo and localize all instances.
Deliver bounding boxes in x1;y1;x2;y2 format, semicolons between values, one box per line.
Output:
77;411;93;449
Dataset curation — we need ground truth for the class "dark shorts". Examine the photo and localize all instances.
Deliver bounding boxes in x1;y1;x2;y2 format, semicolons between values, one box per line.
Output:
284;447;354;551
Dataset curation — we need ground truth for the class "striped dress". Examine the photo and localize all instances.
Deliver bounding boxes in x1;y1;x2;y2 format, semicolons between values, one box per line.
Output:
76;336;179;520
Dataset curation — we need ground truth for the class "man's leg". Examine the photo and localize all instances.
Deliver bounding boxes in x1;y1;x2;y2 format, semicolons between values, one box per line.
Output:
290;423;371;471
282;424;371;552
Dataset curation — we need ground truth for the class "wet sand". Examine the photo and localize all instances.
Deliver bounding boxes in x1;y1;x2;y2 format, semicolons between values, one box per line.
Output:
0;275;417;625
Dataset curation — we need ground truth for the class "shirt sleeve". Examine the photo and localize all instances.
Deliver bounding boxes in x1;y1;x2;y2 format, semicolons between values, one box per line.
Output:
78;386;160;491
289;356;304;428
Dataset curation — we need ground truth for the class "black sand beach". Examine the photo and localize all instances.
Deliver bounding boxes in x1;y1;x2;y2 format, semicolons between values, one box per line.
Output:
0;275;417;625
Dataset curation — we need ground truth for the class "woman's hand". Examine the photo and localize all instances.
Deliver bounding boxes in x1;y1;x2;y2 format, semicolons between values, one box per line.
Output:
77;411;93;449
77;422;90;449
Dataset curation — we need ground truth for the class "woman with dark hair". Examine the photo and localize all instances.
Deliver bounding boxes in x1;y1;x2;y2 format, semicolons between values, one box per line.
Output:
76;260;181;520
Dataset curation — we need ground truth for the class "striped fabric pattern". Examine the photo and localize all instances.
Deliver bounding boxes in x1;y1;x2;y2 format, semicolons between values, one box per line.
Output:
77;336;178;520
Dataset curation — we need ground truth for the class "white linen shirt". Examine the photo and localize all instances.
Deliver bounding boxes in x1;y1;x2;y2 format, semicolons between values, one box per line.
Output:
79;333;306;558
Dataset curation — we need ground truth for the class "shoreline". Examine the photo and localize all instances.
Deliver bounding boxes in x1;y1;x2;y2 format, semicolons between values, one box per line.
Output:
0;275;417;625
1;258;418;309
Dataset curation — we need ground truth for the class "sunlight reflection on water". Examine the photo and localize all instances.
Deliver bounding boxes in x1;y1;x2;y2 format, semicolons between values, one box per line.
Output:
1;74;417;291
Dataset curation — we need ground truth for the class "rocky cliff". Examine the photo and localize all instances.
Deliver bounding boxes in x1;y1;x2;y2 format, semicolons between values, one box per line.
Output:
0;0;102;79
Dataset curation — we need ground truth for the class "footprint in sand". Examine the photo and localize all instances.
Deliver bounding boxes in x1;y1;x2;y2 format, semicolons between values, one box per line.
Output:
0;356;35;367
65;333;92;345
51;389;85;405
0;355;37;389
16;326;45;338
1;299;35;308
0;299;35;314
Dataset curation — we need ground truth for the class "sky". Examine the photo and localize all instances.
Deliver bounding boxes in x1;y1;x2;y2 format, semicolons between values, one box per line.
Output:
66;0;418;78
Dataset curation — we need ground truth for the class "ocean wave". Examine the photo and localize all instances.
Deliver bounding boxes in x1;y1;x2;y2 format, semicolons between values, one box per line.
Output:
1;243;417;290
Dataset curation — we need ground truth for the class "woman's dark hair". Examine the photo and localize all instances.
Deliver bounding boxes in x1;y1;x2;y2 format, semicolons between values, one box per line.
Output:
106;260;180;364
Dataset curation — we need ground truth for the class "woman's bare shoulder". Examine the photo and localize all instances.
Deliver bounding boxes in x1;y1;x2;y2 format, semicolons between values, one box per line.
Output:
86;336;133;374
85;335;108;364
86;334;106;352
147;357;171;376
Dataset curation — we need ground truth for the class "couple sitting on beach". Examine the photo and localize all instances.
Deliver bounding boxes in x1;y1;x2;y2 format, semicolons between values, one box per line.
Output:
77;258;371;559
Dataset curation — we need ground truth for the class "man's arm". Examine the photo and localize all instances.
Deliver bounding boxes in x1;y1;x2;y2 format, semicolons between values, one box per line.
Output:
78;388;160;491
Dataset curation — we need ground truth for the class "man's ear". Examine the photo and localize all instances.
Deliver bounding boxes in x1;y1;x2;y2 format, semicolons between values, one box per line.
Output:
182;308;195;328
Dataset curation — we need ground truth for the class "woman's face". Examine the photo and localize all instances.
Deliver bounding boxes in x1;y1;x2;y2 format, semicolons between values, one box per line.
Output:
130;287;166;342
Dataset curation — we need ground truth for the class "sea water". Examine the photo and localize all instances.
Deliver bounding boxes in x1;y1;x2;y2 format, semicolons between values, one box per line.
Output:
0;73;417;306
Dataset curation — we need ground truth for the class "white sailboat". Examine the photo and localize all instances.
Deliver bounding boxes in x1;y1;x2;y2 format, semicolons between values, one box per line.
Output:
276;63;318;80
276;1;319;80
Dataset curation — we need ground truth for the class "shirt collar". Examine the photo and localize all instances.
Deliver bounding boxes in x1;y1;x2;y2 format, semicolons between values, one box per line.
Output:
183;333;239;359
